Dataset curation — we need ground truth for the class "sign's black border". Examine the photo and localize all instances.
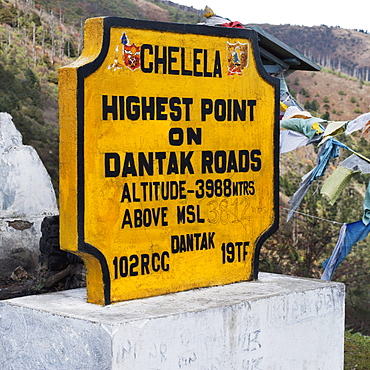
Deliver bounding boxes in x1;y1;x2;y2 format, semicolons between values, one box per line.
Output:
75;17;280;305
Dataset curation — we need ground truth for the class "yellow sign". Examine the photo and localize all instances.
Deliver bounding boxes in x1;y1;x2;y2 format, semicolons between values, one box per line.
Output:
59;17;279;305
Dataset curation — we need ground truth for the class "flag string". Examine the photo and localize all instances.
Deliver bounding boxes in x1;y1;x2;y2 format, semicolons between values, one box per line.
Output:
280;206;344;225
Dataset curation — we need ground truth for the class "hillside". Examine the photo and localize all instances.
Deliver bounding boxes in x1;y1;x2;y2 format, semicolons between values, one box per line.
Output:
286;69;370;121
250;24;370;81
33;0;203;25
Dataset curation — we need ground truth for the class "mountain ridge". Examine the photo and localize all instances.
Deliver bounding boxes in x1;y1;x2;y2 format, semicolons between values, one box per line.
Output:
247;23;370;81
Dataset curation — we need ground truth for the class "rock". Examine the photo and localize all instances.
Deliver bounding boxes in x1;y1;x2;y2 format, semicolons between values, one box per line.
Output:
0;112;58;277
39;215;86;290
7;220;34;230
10;266;29;281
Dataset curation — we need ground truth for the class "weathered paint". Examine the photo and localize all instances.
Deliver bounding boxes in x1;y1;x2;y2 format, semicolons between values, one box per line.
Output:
59;17;279;305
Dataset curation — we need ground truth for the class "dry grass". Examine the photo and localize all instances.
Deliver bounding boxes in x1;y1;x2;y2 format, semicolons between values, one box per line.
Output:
287;69;370;121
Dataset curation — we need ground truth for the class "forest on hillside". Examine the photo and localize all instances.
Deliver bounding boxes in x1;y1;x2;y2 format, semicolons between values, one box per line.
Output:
254;24;370;82
0;0;369;335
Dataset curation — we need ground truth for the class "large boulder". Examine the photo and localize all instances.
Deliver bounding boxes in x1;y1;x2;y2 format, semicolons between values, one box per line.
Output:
0;112;58;277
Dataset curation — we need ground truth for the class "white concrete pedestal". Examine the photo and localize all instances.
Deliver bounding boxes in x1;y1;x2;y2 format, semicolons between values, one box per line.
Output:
0;273;345;369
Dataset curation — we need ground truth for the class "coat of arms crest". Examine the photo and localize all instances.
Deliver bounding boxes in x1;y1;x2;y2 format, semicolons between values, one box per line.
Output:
226;41;249;75
108;32;141;71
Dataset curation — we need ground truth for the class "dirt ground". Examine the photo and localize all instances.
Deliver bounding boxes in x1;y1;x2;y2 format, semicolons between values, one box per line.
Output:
0;277;44;300
0;264;85;301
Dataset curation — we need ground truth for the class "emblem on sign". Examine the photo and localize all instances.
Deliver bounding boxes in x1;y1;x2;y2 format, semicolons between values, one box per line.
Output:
108;32;141;71
227;41;249;75
59;17;279;305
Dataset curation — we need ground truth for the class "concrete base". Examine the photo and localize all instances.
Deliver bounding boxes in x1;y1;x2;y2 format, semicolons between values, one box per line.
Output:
0;273;345;369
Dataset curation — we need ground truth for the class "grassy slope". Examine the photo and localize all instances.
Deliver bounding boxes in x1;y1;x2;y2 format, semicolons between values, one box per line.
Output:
344;331;370;369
